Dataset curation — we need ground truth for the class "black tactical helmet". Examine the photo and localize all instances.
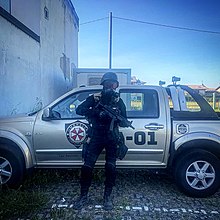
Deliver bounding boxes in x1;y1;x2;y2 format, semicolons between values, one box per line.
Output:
100;72;119;86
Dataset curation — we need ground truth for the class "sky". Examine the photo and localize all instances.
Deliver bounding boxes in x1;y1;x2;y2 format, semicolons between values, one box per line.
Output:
72;0;220;88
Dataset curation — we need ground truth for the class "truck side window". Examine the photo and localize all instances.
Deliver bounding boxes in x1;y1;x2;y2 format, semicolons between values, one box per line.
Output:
51;91;96;119
168;86;201;112
184;91;201;112
120;89;159;118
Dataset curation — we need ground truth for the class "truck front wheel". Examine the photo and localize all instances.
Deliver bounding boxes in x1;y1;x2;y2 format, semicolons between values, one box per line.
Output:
0;148;25;189
175;150;220;197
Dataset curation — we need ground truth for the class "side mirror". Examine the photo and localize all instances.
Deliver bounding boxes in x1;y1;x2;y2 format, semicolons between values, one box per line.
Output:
42;108;52;121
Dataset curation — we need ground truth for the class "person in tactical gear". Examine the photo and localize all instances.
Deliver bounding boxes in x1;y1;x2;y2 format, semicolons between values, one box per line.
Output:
74;72;128;210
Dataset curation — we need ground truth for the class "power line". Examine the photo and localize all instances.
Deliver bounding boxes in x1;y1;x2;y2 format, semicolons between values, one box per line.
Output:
80;17;108;25
114;16;220;35
80;15;220;35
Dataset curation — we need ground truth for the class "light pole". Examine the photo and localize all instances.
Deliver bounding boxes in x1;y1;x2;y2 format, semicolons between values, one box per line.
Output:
108;12;112;69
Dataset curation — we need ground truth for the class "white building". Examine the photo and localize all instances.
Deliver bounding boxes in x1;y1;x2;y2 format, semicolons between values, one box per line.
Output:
0;0;79;116
73;68;131;88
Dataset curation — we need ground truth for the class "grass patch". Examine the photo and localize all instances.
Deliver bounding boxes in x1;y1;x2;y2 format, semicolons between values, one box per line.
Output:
0;168;119;220
0;188;48;220
0;169;81;220
93;169;105;182
50;207;75;220
0;169;95;219
24;168;80;187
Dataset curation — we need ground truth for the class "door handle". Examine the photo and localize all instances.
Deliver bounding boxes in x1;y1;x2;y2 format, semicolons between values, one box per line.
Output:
144;123;164;130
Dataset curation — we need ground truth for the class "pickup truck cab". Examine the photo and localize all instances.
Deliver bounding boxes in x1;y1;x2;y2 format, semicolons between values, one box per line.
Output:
0;84;220;197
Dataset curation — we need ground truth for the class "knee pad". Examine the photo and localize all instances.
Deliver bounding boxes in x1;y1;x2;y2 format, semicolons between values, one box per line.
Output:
82;164;92;172
105;162;116;173
84;152;99;168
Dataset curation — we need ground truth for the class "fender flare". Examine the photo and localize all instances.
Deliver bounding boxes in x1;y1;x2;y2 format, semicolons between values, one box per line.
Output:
174;132;220;151
168;132;220;168
0;130;34;169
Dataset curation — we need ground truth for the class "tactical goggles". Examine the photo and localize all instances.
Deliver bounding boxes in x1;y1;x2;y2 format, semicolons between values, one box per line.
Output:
103;80;119;89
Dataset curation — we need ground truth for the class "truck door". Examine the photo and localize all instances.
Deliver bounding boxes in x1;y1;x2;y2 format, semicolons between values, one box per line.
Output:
33;90;100;166
118;87;169;167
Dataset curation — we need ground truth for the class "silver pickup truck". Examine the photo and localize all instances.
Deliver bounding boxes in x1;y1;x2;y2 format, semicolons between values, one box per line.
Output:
0;84;220;197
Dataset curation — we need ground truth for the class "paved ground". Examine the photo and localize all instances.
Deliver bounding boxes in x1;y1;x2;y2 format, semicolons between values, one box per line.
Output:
22;169;220;220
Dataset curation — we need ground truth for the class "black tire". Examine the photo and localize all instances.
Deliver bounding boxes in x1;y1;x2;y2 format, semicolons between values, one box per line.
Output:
0;146;25;189
174;150;220;197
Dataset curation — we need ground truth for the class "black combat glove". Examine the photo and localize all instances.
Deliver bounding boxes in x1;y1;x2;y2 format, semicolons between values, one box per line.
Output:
99;111;108;119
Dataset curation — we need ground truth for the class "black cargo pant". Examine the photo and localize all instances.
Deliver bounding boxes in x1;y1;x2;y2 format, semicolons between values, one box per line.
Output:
80;130;117;194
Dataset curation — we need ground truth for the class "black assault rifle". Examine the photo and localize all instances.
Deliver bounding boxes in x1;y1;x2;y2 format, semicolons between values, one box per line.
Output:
95;102;135;131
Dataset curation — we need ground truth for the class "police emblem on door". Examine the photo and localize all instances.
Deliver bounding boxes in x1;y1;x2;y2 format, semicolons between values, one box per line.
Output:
65;121;88;148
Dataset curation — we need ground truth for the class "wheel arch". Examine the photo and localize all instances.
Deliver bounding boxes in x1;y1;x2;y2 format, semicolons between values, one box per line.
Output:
171;139;220;168
0;131;34;169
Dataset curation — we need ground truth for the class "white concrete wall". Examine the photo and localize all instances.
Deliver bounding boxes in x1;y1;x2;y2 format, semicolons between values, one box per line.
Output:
0;0;78;116
40;0;78;106
11;0;40;35
0;16;41;115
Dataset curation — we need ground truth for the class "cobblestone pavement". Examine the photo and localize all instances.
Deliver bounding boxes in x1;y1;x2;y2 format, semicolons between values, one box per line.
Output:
24;169;220;220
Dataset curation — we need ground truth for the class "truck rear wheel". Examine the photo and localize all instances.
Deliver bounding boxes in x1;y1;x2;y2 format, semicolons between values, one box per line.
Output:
174;150;220;197
0;147;25;189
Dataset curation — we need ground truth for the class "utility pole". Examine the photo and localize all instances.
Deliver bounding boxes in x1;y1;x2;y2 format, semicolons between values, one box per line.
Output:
108;12;112;69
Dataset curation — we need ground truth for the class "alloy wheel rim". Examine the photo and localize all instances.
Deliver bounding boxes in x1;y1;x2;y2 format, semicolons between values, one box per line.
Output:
0;157;12;185
186;160;215;190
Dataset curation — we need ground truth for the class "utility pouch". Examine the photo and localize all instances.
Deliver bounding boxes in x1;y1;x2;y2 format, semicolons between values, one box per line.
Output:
82;137;91;160
116;132;128;160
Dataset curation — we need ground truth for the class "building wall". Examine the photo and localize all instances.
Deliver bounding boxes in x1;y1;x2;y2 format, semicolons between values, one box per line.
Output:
0;15;41;115
0;0;78;116
40;0;78;107
11;0;40;35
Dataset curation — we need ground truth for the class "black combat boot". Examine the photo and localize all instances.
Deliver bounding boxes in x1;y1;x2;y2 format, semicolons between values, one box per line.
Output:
103;187;113;210
74;189;88;210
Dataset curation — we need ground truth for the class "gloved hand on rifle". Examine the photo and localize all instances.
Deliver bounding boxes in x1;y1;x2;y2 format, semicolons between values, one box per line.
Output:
99;111;109;120
92;108;109;120
88;108;109;120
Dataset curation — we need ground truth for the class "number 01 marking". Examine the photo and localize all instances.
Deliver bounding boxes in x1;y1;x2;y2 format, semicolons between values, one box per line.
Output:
134;131;157;145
